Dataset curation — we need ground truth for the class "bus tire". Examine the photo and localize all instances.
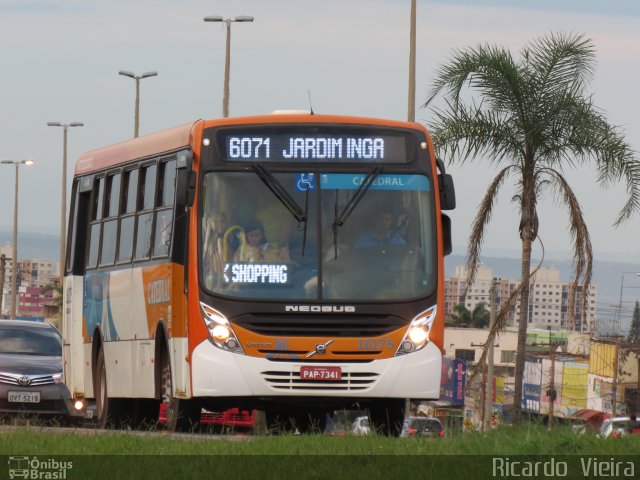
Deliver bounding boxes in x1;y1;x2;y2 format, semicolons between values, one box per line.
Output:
369;398;405;437
160;354;200;432
94;347;130;429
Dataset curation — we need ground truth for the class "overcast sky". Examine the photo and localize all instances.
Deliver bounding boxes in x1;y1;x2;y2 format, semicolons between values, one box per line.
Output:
1;0;640;263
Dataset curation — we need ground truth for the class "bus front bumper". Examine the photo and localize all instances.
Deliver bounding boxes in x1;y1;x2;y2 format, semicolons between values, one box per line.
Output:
191;340;442;399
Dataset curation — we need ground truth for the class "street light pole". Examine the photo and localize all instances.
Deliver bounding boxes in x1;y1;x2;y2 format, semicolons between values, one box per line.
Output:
407;0;416;122
118;70;158;138
203;15;254;118
1;159;35;318
47;122;83;281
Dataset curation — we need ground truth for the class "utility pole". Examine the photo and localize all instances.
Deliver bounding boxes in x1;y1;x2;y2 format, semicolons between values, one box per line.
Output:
484;277;498;431
0;254;5;318
407;0;416;122
612;337;620;417
547;345;557;429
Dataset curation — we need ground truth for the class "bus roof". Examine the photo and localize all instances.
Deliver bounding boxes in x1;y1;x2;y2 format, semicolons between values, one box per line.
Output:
74;114;427;176
199;113;426;131
74;121;199;176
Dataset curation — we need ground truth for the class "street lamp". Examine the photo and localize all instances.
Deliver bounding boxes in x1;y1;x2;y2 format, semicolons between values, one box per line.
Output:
203;15;254;118
407;0;416;122
47;122;83;282
118;70;158;138
1;159;35;319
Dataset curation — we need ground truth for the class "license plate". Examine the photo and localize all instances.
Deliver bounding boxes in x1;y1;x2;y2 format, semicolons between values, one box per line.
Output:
300;366;342;381
8;391;41;403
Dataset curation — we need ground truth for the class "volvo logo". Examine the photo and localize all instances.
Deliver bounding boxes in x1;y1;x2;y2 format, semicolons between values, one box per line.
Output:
306;340;335;358
17;376;32;387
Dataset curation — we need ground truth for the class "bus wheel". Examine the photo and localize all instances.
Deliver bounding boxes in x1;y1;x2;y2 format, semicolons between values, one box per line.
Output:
95;348;129;429
369;399;405;437
160;355;200;432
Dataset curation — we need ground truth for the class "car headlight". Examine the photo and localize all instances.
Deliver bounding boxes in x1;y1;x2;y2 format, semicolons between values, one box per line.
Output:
395;306;437;356
200;302;244;354
52;372;64;384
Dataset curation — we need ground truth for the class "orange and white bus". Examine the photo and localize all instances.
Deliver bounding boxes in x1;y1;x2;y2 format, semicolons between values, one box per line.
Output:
62;113;455;435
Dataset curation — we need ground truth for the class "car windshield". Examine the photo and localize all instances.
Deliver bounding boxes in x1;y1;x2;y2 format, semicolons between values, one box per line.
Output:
0;325;62;356
200;171;436;301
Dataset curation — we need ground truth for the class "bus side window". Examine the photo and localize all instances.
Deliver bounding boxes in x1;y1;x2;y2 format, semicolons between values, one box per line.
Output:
100;173;121;267
86;177;105;270
118;168;138;263
153;159;176;258
135;163;157;260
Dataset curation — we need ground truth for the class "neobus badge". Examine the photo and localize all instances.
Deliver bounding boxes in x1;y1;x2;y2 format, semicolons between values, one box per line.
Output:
285;305;355;313
147;278;170;305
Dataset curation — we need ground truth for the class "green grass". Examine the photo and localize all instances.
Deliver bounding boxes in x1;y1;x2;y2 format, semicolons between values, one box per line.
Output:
2;425;639;480
1;423;639;455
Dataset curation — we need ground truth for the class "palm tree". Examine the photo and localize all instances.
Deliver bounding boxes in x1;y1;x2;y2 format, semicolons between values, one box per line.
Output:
424;32;640;422
629;301;640;345
447;304;472;326
446;303;490;328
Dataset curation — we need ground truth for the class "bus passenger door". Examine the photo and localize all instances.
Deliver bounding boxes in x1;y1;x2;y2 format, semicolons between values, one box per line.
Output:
63;181;91;400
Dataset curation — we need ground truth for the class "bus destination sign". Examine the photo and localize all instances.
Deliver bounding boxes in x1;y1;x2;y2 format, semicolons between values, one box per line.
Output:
217;128;414;163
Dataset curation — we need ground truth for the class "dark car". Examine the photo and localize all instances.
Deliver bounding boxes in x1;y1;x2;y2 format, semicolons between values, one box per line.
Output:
400;416;445;438
0;320;78;420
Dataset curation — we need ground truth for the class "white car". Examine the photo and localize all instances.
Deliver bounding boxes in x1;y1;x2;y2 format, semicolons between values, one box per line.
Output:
352;416;370;435
598;417;630;438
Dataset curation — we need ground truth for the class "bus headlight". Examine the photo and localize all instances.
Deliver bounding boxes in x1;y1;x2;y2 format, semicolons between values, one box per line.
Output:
395;306;437;356
200;302;244;354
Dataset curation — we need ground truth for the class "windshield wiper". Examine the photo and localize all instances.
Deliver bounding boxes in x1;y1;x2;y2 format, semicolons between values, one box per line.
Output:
252;164;309;256
331;166;382;258
252;164;308;223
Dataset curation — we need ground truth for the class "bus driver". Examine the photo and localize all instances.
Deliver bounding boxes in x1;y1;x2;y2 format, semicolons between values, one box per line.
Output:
353;208;405;248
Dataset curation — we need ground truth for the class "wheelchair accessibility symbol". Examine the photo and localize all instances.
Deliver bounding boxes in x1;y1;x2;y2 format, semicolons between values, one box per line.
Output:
295;173;316;191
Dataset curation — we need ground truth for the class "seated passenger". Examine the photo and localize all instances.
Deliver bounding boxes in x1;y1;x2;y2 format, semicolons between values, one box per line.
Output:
233;219;291;263
353;208;406;248
234;220;268;262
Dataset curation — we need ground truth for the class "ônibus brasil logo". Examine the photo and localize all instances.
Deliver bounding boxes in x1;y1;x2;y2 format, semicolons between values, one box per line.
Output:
7;457;73;479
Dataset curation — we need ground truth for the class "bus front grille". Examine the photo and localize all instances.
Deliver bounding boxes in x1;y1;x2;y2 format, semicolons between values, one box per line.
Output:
261;370;379;391
233;314;406;337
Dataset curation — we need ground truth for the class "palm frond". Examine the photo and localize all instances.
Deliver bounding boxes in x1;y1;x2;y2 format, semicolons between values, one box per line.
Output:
464;166;515;292
429;99;524;164
525;32;596;103
424;42;526;121
543;167;593;328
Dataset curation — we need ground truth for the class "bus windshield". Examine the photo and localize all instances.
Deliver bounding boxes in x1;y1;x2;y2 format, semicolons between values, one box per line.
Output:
200;171;436;301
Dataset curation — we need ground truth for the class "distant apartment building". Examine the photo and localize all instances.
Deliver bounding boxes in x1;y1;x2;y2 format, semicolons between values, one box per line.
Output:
445;265;597;333
21;259;60;287
0;243;60;318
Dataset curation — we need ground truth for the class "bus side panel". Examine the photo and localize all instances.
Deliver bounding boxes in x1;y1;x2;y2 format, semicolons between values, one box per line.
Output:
62;275;86;398
132;266;154;397
83;270;133;398
139;263;190;399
